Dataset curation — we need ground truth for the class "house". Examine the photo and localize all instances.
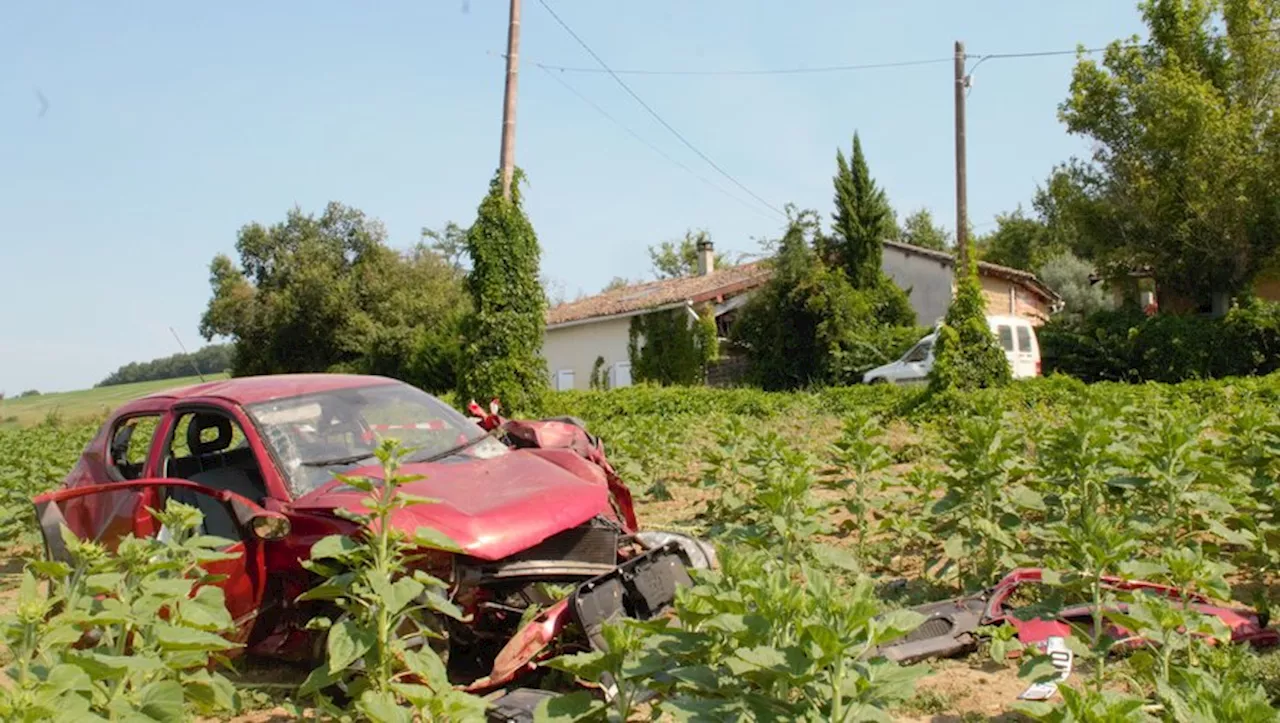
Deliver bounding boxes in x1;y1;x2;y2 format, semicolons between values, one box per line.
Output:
542;240;1062;390
543;242;767;390
881;240;1063;326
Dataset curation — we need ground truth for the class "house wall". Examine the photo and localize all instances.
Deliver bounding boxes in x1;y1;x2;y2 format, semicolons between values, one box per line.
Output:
881;246;954;326
542;316;633;390
980;276;1052;325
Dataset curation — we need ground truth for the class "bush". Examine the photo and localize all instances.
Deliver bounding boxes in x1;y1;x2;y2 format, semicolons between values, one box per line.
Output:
1040;297;1280;383
927;254;1011;393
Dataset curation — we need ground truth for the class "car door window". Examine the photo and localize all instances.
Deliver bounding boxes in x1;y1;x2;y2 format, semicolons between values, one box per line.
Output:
164;411;267;510
1016;326;1032;353
997;325;1015;352
904;340;932;363
108;415;161;480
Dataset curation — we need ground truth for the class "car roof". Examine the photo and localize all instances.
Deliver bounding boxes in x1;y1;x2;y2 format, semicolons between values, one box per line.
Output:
136;373;401;407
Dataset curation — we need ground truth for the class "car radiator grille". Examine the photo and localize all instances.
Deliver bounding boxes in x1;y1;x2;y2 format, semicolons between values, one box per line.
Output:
504;517;619;565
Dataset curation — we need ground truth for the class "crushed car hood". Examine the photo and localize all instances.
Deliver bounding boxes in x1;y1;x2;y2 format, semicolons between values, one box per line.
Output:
291;450;611;561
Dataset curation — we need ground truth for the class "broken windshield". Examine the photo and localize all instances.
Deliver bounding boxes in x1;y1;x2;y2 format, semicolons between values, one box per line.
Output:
247;382;504;498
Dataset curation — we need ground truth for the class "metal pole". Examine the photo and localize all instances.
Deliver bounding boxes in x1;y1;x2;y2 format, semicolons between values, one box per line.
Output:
499;0;522;200
954;41;969;266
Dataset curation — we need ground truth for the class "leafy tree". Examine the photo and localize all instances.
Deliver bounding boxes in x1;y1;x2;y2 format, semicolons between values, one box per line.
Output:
199;203;468;392
1037;251;1114;320
456;170;548;414
928;253;1012;393
1059;0;1280;300
647;230;725;278
421;221;469;271
898;208;951;251
603;276;631;292
974;209;1065;272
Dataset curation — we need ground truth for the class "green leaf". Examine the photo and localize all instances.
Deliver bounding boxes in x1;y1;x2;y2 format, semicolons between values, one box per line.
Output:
356;689;413;723
412;527;462;553
812;543;861;572
534;690;605;722
137;680;185;723
327;619;374;674
310;534;361;562
153;623;238;653
733;645;787;671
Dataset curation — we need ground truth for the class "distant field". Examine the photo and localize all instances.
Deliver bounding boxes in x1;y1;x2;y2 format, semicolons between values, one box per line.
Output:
0;374;229;427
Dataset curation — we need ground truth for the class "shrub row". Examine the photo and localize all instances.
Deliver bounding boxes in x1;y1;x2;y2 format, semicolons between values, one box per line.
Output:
1039;298;1280;383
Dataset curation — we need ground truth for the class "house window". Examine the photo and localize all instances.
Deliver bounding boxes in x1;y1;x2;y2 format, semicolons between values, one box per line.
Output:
610;362;632;389
554;369;576;391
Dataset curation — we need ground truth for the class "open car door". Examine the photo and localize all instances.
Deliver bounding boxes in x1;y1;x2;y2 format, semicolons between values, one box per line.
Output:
32;478;288;649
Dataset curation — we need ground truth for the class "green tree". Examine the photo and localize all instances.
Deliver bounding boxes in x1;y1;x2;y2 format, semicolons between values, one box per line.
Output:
928;253;1012;393
733;208;920;389
898;208;951;251
199;203;468;392
1037;251;1114;320
829;133;896;287
456;170;548;414
1059;0;1280;300
827;133;915;327
647;230;726;278
421;221;470;271
974;209;1065;272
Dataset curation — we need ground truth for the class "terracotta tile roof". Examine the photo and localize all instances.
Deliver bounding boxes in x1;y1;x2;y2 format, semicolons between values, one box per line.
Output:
546;262;770;326
546;242;1062;327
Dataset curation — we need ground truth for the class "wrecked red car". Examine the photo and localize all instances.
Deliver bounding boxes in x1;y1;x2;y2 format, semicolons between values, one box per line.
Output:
877;568;1279;664
32;374;713;704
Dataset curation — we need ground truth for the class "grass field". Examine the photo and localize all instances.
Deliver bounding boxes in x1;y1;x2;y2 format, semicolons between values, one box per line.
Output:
0;373;228;427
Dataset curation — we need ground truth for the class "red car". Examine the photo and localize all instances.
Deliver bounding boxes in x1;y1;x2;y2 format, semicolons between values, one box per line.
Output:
32;374;713;704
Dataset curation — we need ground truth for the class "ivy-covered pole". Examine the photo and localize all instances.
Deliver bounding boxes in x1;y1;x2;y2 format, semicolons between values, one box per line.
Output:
457;169;548;414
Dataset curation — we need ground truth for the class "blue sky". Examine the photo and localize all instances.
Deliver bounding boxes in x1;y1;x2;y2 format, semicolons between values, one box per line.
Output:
0;1;1143;393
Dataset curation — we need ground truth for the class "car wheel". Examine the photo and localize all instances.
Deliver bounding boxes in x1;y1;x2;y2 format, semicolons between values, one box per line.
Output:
868;377;889;385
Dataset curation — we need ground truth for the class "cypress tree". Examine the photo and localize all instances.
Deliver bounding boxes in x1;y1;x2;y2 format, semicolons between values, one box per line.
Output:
831;133;896;288
927;252;1012;393
456;169;548;414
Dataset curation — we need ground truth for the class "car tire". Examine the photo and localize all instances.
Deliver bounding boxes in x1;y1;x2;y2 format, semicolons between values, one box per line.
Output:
868;377;889;385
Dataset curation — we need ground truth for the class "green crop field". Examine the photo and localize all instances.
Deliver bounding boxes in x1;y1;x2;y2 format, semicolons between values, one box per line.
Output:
1;375;1279;719
0;373;228;428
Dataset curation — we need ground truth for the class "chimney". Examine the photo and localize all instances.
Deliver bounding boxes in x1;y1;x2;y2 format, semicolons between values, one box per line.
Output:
696;238;715;276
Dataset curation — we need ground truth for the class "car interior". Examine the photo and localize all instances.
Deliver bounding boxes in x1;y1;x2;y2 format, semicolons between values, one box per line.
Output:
163;411;269;541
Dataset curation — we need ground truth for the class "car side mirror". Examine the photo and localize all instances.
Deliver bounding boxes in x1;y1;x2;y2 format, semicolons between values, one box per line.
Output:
223;493;290;541
250;511;291;541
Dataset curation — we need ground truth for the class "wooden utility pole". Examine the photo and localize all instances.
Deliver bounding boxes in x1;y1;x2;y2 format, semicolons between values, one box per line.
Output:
499;0;522;200
953;40;969;265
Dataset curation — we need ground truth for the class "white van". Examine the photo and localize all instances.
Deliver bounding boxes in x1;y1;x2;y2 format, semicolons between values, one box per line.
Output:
862;315;1041;385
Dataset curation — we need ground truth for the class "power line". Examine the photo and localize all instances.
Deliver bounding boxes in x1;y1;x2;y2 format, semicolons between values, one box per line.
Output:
535;65;778;221
535;56;953;76
529;25;1280;79
534;0;785;218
